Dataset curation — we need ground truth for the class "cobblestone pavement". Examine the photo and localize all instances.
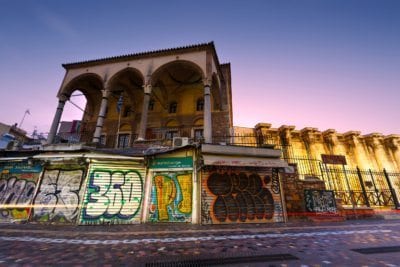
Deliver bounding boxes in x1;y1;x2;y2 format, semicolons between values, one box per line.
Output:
0;219;400;266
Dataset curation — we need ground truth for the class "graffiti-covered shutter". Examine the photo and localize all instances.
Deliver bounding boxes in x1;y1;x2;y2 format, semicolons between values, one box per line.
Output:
0;161;43;223
32;165;86;224
79;161;146;225
201;166;284;224
148;171;193;223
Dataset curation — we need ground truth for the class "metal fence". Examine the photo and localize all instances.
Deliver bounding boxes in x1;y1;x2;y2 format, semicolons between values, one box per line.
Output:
278;154;400;209
319;164;400;208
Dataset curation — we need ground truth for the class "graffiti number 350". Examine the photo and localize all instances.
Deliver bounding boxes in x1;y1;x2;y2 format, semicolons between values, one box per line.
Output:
83;171;142;220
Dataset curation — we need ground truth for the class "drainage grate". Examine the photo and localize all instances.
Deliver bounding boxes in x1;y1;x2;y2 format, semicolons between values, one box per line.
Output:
145;254;299;267
352;246;400;254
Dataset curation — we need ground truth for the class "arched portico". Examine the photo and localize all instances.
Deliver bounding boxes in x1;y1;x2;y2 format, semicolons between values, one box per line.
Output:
49;42;232;147
93;67;145;144
47;73;103;144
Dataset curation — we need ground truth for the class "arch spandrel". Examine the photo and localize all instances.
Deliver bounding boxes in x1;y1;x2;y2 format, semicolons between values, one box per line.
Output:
59;73;104;98
106;67;145;91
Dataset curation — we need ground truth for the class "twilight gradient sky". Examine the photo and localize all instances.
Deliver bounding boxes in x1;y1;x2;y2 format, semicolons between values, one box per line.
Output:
0;0;399;136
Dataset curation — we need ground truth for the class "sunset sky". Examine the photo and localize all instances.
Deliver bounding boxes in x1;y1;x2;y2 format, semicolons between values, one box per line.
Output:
0;0;399;136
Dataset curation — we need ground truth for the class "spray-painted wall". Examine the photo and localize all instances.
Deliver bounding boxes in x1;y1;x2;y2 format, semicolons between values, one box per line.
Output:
0;161;43;223
201;166;284;224
32;164;86;224
148;171;193;222
79;162;145;225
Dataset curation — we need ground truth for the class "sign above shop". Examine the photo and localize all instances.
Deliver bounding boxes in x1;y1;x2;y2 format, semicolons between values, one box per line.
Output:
150;157;193;169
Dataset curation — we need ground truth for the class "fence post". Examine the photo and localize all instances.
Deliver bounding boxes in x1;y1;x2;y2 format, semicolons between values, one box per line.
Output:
369;169;382;206
383;169;400;209
356;167;370;207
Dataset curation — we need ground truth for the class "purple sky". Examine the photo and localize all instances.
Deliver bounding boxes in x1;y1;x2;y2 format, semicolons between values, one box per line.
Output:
0;0;399;136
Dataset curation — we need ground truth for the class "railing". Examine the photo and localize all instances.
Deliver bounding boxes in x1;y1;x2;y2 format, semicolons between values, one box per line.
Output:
54;131;279;148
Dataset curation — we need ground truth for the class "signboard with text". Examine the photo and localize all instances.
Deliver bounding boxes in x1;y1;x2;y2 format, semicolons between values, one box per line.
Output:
321;154;347;165
150;157;193;169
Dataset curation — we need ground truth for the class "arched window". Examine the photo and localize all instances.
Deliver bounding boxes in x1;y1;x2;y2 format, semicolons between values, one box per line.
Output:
196;98;204;111
169;101;177;113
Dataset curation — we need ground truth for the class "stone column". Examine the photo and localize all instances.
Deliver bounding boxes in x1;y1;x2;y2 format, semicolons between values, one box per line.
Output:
364;133;386;171
203;79;212;143
137;83;152;141
300;127;319;159
278;125;295;158
344;131;370;169
384;135;400;172
92;89;110;143
323;130;351;163
47;94;68;144
254;123;272;146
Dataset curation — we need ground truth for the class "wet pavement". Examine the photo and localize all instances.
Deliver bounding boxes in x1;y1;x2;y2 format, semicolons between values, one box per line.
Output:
1;219;400;266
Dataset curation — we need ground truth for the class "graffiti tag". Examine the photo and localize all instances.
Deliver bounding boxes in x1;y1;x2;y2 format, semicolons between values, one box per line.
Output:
82;170;143;221
149;173;192;222
33;169;84;223
207;172;276;223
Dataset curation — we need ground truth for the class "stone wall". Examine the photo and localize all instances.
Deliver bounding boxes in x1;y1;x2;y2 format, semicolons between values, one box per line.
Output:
280;165;326;220
234;124;400;172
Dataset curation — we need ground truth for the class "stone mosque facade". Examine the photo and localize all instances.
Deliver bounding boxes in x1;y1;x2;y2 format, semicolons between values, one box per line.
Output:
48;42;233;148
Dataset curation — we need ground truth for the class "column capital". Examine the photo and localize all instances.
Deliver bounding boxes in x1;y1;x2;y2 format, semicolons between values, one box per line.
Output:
59;94;69;102
323;129;339;146
300;127;318;143
384;135;400;149
364;133;383;149
101;88;111;98
204;85;211;95
143;84;152;94
202;77;212;87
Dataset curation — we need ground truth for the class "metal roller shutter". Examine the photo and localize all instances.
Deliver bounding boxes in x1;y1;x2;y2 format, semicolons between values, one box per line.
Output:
79;161;146;225
201;166;284;224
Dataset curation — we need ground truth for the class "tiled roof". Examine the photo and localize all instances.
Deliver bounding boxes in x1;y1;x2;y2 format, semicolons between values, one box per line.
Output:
62;42;220;69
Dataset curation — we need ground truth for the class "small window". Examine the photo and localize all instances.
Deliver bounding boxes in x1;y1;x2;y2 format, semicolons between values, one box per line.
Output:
123;106;132;117
117;134;130;148
196;98;204;111
148;99;155;111
194;129;203;141
169;102;177;113
166;131;178;139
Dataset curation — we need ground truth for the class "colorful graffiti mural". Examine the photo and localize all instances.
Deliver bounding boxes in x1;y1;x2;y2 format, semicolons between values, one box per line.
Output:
32;168;85;223
0;162;42;223
202;167;284;224
80;169;143;224
149;172;192;222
